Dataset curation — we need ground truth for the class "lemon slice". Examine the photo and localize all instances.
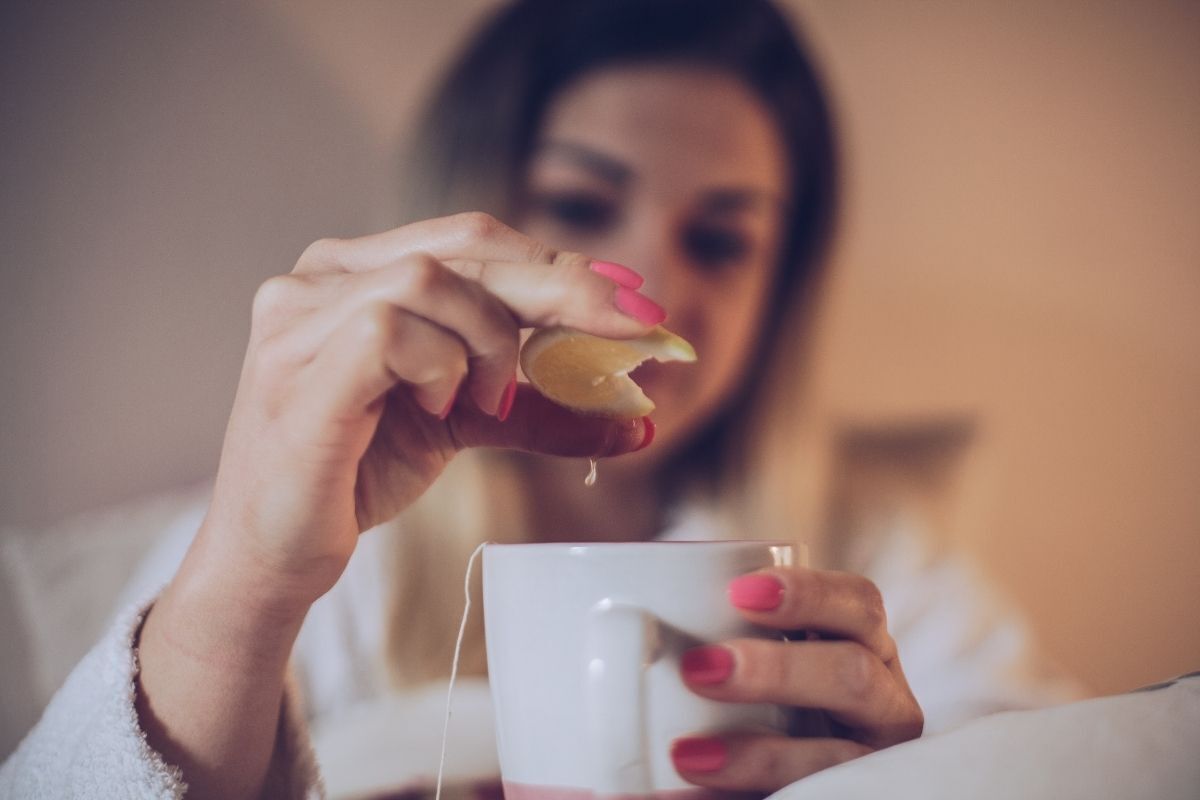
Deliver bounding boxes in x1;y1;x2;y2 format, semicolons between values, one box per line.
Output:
519;326;697;418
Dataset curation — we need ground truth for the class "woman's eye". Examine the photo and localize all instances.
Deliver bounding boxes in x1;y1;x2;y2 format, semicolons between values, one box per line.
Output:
533;193;617;232
683;226;751;271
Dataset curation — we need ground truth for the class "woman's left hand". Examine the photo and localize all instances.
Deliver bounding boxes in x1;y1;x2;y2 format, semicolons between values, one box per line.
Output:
672;567;924;794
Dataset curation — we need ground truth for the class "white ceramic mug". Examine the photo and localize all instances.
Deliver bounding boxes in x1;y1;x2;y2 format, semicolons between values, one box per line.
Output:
483;540;803;799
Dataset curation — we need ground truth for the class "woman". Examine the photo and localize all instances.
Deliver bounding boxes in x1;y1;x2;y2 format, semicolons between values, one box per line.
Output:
1;1;1070;798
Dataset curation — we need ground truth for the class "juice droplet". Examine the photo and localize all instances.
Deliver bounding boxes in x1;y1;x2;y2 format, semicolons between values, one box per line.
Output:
584;457;598;487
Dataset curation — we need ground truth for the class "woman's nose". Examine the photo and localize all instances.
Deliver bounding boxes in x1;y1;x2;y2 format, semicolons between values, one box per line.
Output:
611;214;685;310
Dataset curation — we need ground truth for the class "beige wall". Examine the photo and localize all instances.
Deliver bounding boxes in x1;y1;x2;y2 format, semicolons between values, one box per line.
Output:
1;1;1196;695
794;0;1200;695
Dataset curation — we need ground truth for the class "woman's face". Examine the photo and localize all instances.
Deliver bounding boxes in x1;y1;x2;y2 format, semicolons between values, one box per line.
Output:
519;64;790;464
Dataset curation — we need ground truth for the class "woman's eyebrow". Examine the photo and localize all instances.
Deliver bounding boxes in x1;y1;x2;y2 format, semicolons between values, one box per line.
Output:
535;140;633;186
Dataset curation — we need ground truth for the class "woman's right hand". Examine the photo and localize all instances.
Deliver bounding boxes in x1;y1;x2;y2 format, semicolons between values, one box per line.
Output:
193;212;661;615
137;212;662;800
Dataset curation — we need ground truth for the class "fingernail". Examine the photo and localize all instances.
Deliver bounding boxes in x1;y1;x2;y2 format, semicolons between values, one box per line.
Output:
680;645;734;685
438;386;460;420
497;378;517;422
590;260;645;289
614;287;667;326
728;574;784;611
671;737;727;773
634;417;656;451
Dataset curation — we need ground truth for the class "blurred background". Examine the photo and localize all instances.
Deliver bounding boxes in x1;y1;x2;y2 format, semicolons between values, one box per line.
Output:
1;0;1197;733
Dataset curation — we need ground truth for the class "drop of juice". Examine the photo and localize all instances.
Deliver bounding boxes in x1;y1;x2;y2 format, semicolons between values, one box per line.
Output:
584;457;598;487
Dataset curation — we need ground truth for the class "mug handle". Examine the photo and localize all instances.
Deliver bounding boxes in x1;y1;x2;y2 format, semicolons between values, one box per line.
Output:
585;598;658;795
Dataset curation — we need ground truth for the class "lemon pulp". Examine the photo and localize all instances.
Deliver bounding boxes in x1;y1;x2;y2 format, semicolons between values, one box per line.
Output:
519;325;697;419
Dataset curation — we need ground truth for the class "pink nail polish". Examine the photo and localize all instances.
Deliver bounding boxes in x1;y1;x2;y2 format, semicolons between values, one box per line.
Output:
680;645;734;685
671;737;727;773
728;574;784;611
497;378;517;422
589;260;645;289
634;417;656;451
614;287;667;326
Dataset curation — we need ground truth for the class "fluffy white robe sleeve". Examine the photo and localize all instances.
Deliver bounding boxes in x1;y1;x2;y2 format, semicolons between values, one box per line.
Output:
0;487;327;799
0;590;324;799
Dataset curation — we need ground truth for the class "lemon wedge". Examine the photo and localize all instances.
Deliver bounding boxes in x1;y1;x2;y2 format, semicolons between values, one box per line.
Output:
519;326;697;418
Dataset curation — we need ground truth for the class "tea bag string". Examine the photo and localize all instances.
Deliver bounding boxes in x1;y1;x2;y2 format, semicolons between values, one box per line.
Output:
435;540;489;800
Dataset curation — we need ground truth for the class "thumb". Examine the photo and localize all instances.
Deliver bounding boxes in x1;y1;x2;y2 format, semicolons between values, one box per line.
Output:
447;384;653;457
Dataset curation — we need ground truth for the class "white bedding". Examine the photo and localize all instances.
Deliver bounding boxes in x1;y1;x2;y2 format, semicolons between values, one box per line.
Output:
772;672;1200;800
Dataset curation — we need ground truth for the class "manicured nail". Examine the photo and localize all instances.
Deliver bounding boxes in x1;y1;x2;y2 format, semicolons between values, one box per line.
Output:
671;737;727;773
438;386;459;420
680;645;734;685
728;574;784;611
497;378;517;421
634;417;656;451
614;287;667;326
590;260;645;289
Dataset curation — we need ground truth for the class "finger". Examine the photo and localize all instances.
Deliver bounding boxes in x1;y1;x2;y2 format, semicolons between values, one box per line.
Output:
443;257;666;335
302;254;664;345
446;384;652;457
282;255;661;413
292;215;663;338
280;255;519;414
671;734;871;793
727;567;896;662
295;212;557;275
289;302;468;427
680;639;921;743
249;272;349;348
